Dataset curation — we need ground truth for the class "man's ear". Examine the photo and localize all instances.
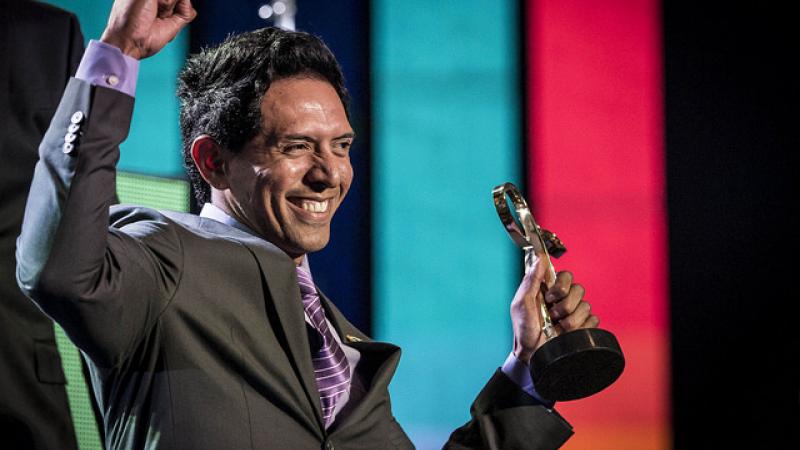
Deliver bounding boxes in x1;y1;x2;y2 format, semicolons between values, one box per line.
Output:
191;135;229;189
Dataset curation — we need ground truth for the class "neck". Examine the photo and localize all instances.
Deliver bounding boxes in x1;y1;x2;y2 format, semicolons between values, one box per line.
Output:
206;196;308;267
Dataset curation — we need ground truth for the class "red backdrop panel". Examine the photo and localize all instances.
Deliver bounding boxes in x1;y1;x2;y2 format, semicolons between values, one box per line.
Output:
527;1;669;448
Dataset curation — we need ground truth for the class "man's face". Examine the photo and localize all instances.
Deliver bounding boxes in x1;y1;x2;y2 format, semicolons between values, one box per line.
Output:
222;76;354;261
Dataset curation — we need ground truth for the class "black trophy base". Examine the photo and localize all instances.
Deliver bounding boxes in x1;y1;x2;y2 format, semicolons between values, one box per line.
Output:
531;328;625;401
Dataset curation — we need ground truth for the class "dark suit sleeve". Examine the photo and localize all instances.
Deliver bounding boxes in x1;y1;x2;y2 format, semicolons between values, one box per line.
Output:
443;370;573;450
16;78;182;369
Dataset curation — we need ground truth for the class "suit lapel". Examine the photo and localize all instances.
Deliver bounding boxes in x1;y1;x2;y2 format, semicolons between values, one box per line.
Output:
171;213;400;435
192;217;325;432
249;246;325;429
317;289;369;344
318;290;403;430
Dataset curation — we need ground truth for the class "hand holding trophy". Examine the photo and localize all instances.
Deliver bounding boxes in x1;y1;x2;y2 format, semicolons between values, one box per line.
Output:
493;182;624;401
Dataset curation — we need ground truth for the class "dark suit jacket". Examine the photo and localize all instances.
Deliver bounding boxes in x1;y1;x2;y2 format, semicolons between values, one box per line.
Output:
16;77;574;449
0;1;84;448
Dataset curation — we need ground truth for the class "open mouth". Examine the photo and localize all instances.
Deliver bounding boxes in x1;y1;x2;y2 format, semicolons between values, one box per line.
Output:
288;198;331;214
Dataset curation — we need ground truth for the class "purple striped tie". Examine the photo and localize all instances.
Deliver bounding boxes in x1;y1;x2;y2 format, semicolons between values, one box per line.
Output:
296;267;351;427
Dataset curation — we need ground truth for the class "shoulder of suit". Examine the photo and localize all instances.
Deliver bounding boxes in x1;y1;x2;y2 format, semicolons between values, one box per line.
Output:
107;205;267;246
107;204;295;265
109;204;199;233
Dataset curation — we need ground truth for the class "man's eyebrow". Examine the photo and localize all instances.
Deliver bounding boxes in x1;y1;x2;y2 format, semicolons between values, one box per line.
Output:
281;134;315;141
335;132;356;140
280;132;356;141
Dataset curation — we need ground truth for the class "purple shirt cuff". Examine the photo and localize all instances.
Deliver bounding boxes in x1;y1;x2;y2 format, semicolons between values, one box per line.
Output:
75;40;139;97
501;352;556;407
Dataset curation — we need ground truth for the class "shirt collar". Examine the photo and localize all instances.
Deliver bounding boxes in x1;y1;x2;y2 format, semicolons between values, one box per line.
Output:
199;203;311;273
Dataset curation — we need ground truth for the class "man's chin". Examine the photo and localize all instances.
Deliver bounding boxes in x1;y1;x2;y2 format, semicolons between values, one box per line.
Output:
285;233;330;257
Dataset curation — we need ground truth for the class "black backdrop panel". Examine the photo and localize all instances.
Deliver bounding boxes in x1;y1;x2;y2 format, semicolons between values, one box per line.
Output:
665;2;798;447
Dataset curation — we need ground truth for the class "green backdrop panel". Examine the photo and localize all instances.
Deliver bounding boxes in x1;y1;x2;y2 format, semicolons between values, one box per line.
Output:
54;325;102;450
116;171;190;211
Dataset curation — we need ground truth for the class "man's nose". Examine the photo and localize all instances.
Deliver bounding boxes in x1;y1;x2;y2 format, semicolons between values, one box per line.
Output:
305;148;341;191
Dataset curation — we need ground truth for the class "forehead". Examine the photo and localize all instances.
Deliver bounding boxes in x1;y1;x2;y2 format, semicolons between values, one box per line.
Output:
259;76;350;134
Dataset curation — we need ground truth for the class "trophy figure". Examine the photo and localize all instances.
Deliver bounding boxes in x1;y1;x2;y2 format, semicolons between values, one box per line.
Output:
492;182;624;401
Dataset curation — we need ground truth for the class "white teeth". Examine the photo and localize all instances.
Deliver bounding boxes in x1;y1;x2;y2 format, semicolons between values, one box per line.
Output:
301;200;329;213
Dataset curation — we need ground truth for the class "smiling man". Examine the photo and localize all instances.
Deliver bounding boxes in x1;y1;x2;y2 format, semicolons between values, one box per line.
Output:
16;1;599;449
194;76;355;263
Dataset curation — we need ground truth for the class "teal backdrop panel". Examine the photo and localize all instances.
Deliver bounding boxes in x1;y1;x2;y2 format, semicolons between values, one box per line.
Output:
46;0;187;177
373;1;521;447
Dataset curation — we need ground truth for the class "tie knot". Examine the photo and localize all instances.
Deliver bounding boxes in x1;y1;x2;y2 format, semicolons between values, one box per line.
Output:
296;267;317;297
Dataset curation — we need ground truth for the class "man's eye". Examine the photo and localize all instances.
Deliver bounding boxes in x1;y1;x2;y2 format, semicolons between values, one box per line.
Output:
282;143;310;154
334;141;352;154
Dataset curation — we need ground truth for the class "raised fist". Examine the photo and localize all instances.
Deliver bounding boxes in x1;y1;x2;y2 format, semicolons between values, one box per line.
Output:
510;260;599;364
101;0;196;59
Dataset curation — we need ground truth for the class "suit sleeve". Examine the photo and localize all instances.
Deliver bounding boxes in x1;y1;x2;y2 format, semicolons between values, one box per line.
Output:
443;370;573;450
16;78;182;368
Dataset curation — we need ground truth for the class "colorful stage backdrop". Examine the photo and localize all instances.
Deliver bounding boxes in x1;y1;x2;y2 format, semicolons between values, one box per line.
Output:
374;0;667;448
45;0;671;448
44;0;800;448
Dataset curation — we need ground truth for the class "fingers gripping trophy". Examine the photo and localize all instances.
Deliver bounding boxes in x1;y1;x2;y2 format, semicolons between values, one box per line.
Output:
493;183;625;401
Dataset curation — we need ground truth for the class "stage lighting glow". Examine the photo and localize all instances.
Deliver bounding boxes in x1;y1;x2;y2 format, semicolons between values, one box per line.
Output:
258;4;273;19
273;1;287;15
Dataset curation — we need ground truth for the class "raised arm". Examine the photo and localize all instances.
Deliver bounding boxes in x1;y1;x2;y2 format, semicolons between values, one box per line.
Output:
16;0;195;368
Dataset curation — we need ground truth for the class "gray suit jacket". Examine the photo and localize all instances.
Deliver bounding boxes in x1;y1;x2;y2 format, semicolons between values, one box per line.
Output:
16;78;574;449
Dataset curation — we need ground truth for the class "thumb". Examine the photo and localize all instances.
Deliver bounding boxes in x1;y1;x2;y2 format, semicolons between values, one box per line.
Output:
512;254;545;307
524;251;546;288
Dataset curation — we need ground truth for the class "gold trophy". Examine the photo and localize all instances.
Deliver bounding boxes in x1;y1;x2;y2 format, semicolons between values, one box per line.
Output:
493;182;624;401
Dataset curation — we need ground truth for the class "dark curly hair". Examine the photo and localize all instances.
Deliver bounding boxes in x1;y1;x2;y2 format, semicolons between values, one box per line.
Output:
177;27;350;204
